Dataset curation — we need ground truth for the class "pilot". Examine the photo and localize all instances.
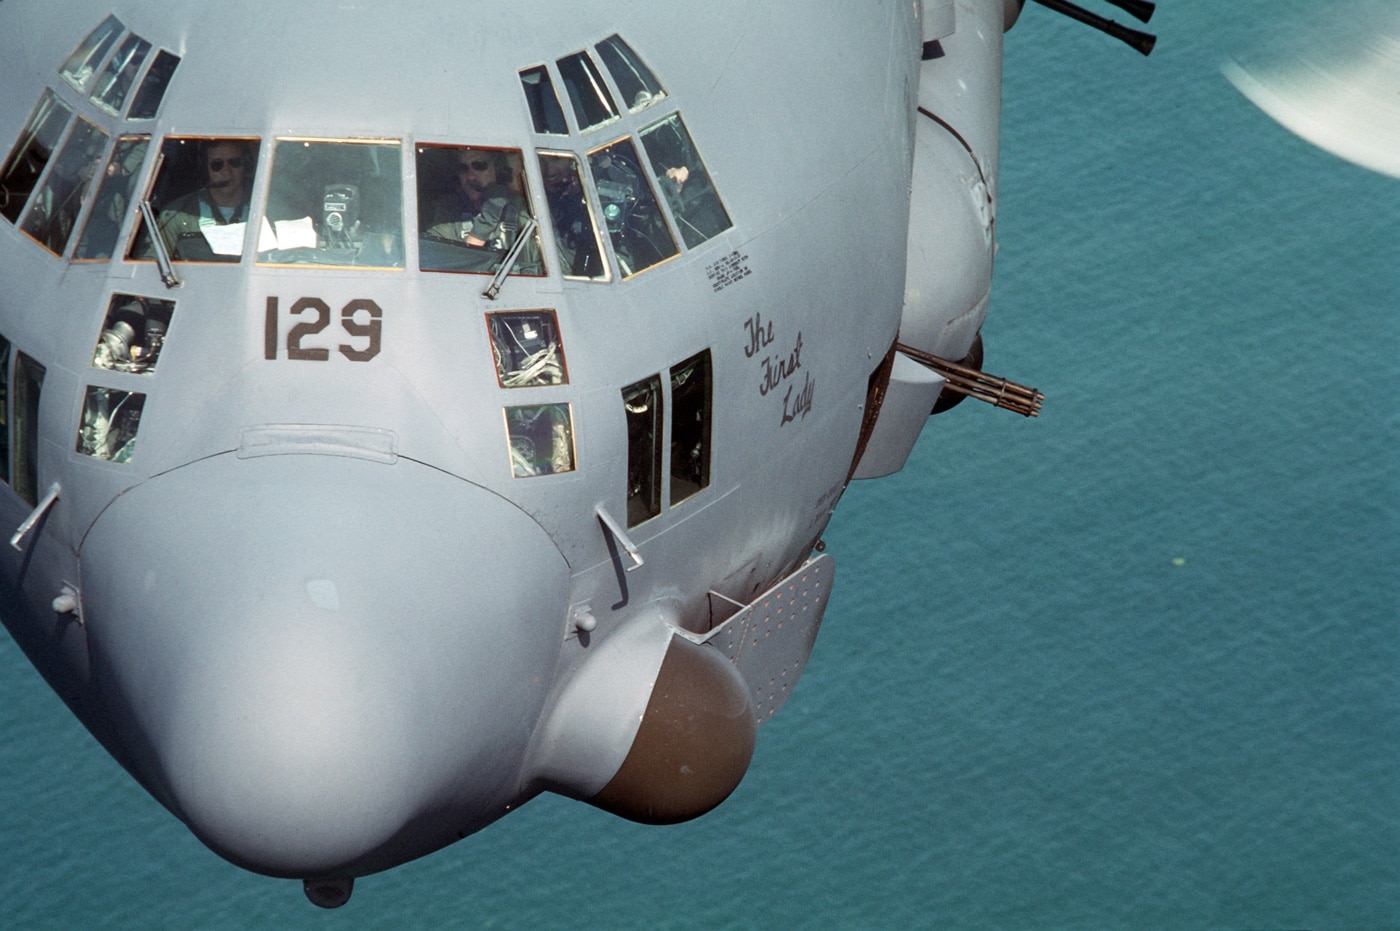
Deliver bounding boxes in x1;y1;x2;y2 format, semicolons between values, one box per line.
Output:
426;149;526;250
539;154;602;277
157;140;253;259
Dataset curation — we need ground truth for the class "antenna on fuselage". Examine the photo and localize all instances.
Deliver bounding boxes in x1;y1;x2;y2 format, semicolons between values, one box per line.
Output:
1029;0;1158;56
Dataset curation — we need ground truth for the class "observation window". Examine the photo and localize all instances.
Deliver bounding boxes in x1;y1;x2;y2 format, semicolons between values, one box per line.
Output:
74;135;150;261
0;91;74;225
59;16;124;92
0;335;8;486
127;50;181;120
640;114;732;249
77;387;145;464
623;375;663;526
588;137;677;277
13;353;44;506
90;33;152;117
129;137;261;263
557;52;619;132
595;36;665;112
259;139;404;268
20;118;109;256
488;311;567;387
417;145;541;276
537;152;606;279
91;294;174;375
520;67;569;135
670;350;712;505
505;404;576;478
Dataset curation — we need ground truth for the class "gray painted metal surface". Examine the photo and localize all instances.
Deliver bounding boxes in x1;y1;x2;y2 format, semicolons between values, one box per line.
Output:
0;0;1022;902
699;552;834;724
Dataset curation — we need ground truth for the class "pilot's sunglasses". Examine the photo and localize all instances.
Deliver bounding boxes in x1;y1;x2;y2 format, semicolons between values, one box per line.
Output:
458;159;490;172
209;157;244;171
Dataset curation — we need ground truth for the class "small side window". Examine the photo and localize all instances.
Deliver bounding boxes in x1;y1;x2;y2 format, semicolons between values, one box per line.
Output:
0;91;74;225
259;139;404;269
623;375;662;526
556;51;619;132
91;294;174;374
639;114;732;249
488;310;567;387
59;16;125;92
506;404;576;478
77;387;146;464
595;36;665;112
588;137;677;277
74;135;150;261
417;145;540;275
89;33;152;117
519;66;569;135
537;152;606;280
13;353;45;506
670;350;711;506
20;118;110;256
127;50;181;120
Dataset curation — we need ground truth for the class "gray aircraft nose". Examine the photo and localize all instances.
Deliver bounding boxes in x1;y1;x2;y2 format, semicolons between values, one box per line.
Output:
79;452;568;878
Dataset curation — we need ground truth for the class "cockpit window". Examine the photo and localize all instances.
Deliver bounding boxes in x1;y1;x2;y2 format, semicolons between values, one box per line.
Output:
417;145;541;276
78;386;146;464
0;91;74;225
127;50;181;121
59;15;124;93
505;404;576;477
488;310;567;387
90;33;152;117
595;36;665;112
91;294;173;375
556;51;619;132
588;137;677;277
258;139;404;268
129;137;262;263
537;152;606;280
74;135;150;261
20;117;109;256
520;66;569;136
639;114;732;249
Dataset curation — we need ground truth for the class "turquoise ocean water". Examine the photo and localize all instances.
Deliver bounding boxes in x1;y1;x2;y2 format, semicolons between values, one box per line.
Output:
1;2;1395;927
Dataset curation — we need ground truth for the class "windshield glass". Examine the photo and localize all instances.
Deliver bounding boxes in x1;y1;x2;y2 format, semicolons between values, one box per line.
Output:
537;152;606;279
259;139;404;268
0;91;74;225
20;118;109;256
74;135;150;261
588;136;677;277
639;113;731;249
417;145;542;276
90;33;152;117
59;16;124;92
128;136;262;263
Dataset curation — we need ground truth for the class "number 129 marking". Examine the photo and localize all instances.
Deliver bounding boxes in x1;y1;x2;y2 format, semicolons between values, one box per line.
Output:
264;297;383;362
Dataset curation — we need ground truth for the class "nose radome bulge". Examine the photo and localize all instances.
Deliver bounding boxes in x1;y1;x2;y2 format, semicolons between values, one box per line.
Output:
79;452;569;877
